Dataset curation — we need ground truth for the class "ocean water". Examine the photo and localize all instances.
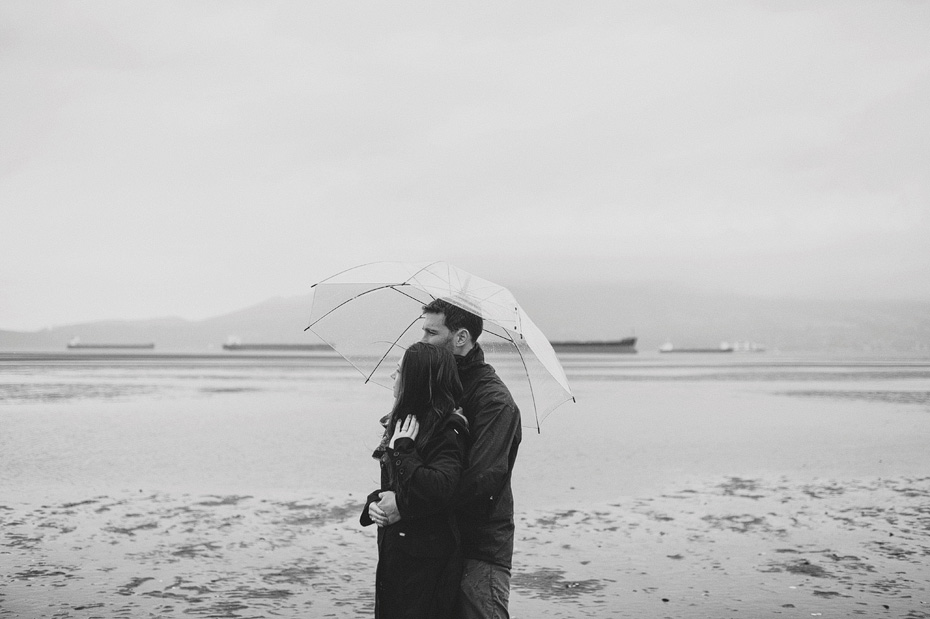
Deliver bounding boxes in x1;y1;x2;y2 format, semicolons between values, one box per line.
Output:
2;350;930;505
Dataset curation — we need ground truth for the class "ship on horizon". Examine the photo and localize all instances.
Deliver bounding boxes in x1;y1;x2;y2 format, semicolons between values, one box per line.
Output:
551;336;637;353
659;340;766;353
67;337;154;350
221;336;330;352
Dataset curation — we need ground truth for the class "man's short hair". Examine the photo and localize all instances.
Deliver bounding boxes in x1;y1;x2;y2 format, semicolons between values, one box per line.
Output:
422;298;483;343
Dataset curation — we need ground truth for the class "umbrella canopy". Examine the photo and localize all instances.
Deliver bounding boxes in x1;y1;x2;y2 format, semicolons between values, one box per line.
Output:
305;261;574;429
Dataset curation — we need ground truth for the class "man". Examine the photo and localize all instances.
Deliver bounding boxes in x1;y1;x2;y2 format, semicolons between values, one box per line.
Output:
375;298;522;618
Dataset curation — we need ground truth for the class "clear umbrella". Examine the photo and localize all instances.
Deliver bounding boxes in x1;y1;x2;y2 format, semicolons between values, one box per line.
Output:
305;261;574;430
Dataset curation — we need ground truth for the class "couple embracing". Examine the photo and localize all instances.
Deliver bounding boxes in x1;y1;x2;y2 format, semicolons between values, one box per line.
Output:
360;298;522;619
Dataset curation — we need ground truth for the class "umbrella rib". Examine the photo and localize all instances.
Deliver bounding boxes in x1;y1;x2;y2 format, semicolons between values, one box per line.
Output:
391;285;434;306
364;313;423;385
309;261;382;288
304;283;407;330
404;261;447;297
305;328;372;381
499;329;540;433
479;330;510;342
403;261;444;286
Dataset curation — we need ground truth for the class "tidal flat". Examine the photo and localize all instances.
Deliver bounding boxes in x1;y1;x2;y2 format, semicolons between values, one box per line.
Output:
2;351;929;617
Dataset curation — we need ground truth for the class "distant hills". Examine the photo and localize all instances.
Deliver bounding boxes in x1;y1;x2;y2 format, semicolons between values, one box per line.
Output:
0;296;320;352
2;284;929;354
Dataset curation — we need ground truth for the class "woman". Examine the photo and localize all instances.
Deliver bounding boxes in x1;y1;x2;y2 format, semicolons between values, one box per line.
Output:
360;341;469;619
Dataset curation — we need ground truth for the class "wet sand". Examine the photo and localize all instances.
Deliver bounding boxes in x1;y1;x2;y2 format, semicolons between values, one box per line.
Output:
3;476;930;617
2;353;930;616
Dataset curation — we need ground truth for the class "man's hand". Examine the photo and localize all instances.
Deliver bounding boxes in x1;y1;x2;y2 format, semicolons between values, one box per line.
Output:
368;497;388;527
374;490;401;526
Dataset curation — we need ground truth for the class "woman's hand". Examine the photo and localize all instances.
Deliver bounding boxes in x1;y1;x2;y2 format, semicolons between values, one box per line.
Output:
389;415;419;448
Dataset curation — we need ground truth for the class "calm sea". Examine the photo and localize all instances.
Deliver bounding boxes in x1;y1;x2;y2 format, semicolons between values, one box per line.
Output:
2;350;929;507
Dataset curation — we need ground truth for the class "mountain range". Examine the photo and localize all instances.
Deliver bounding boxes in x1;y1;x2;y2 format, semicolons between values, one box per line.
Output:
2;284;929;354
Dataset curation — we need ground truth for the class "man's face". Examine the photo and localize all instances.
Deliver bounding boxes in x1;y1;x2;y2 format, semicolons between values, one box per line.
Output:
420;312;455;351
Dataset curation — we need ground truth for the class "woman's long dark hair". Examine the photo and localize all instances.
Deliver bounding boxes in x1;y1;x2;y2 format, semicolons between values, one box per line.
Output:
388;342;462;447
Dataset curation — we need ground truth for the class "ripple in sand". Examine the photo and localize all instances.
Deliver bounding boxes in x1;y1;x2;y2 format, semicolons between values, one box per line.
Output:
171;541;224;558
761;558;831;578
3;532;43;549
116;576;155;596
104;521;159;536
717;477;768;499
195;495;253;507
262;561;320;585
512;567;605;600
11;567;75;580
701;513;775;534
272;499;359;526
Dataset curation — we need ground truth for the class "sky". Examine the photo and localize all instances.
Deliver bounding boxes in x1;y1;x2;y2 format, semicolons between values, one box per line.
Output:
2;1;929;332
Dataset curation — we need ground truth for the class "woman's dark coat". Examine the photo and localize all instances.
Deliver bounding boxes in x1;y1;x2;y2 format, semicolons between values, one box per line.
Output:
361;412;469;619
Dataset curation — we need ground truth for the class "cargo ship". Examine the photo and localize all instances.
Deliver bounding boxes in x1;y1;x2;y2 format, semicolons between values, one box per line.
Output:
67;337;154;350
221;342;330;352
551;336;637;353
222;337;330;352
659;341;733;353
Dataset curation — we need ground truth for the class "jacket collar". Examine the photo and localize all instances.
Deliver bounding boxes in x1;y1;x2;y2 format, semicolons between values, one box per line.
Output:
456;342;485;374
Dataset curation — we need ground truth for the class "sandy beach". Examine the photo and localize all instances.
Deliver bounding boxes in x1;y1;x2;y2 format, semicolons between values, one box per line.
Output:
2;352;930;617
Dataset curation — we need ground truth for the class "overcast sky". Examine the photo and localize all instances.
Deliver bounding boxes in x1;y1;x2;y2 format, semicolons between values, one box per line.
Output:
2;1;928;331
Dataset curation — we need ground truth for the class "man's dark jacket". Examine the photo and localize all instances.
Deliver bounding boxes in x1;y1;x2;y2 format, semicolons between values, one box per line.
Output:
455;343;522;569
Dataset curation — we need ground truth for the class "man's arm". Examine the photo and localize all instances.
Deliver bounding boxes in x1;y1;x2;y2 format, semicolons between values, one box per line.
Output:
377;421;467;524
455;396;519;513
